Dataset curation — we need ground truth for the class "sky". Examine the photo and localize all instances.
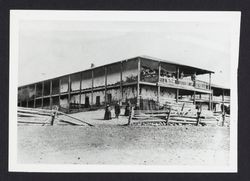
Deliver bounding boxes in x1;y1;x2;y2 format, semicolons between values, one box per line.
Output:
18;19;232;87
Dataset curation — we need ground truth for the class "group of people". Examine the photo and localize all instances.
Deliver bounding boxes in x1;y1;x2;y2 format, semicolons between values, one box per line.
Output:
104;101;132;120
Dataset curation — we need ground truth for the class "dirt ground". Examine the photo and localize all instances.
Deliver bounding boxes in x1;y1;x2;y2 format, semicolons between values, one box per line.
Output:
17;109;230;166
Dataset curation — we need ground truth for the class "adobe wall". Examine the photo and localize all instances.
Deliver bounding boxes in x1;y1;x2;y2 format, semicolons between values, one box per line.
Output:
140;85;176;102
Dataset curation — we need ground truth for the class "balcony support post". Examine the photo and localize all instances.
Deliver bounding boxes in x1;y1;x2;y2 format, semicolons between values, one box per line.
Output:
41;81;44;108
176;67;180;103
176;89;179;103
50;80;53;109
34;84;37;108
222;89;225;126
193;91;196;105
208;73;212;110
104;66;107;106
79;72;82;109
120;61;123;102
137;58;141;108
91;69;94;107
59;79;61;109
157;62;161;109
68;75;71;111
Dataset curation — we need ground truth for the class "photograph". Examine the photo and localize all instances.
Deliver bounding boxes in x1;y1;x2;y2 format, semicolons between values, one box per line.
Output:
9;10;240;172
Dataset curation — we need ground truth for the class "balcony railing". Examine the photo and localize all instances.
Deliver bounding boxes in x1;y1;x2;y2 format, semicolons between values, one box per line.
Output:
159;76;210;91
195;94;230;102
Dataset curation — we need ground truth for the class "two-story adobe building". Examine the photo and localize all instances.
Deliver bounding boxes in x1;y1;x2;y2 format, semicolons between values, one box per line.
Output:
18;56;229;112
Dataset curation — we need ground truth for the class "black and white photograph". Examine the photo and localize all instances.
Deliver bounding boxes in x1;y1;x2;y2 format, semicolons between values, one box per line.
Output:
9;10;240;172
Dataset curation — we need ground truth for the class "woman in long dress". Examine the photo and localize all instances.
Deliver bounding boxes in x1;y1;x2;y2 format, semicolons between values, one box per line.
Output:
104;105;112;120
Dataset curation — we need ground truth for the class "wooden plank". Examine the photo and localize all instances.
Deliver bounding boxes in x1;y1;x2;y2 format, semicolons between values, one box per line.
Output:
18;112;50;118
18;107;56;113
170;117;198;121
18;121;50;125
18;110;53;117
57;110;94;126
168;120;197;124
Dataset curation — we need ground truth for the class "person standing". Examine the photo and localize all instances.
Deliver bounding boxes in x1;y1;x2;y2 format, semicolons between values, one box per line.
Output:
114;102;121;118
124;101;131;116
127;105;134;125
104;104;112;120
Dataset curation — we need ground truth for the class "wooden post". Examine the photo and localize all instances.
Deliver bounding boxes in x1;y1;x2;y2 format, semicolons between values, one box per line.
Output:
51;106;58;126
33;84;37;108
68;75;71;111
157;86;160;109
208;73;212;110
165;107;171;125
158;62;161;82
176;67;180;103
176;89;179;103
176;67;180;81
137;58;141;108
51;112;55;126
49;80;53;109
59;78;61;109
41;81;44;108
196;110;201;126
104;66;107;106
79;72;82;109
127;105;133;125
222;89;225;126
120;61;123;102
193;91;196;105
157;62;161;109
91;69;94;107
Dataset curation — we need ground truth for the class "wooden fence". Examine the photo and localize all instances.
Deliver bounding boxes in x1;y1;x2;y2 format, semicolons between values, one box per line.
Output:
130;103;222;126
17;106;93;126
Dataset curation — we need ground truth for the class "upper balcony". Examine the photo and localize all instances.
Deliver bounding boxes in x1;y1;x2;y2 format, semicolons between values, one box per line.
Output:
140;56;213;94
159;76;210;92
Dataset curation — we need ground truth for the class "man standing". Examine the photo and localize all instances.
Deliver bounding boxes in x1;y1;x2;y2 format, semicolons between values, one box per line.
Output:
114;102;121;119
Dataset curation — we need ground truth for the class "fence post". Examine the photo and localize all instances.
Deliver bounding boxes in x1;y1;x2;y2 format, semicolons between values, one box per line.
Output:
127;106;133;125
222;112;225;126
51;113;55;126
50;106;58;126
165;107;171;125
196;111;201;126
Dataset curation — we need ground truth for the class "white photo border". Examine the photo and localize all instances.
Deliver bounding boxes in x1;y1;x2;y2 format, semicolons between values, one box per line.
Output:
9;10;240;172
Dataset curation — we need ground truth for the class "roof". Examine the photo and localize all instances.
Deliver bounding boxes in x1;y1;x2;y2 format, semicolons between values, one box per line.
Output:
19;55;215;87
140;55;215;74
211;83;230;90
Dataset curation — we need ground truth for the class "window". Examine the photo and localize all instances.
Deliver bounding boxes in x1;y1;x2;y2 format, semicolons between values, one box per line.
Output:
96;96;100;106
85;96;90;108
107;94;112;104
